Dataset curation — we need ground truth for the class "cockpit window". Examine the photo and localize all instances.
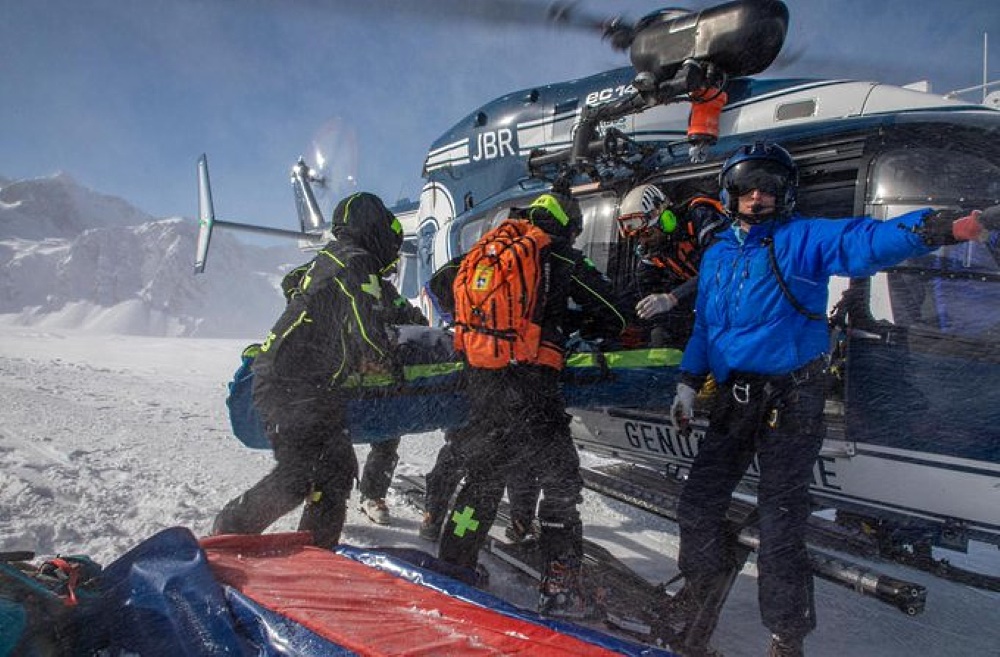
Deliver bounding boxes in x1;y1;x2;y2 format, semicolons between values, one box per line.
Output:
871;148;1000;340
869;148;1000;205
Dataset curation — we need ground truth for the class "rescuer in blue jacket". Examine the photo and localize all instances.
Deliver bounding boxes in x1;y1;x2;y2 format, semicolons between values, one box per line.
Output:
668;141;991;657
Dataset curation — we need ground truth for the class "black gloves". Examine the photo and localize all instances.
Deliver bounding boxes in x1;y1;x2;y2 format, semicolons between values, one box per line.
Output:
917;205;1000;246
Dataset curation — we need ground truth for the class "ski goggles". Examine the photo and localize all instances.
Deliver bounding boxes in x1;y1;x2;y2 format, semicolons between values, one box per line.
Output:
723;160;791;197
616;208;678;238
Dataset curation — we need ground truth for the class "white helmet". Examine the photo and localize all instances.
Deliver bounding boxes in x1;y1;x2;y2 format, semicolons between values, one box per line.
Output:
616;184;675;237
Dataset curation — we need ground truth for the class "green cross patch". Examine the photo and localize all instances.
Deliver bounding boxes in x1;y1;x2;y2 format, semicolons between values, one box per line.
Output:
451;506;480;538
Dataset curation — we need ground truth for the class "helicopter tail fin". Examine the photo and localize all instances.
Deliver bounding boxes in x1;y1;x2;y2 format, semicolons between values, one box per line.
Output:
290;158;327;234
195;154;215;274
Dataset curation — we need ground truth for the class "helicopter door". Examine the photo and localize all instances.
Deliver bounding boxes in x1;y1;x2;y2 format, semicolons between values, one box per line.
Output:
846;146;1000;478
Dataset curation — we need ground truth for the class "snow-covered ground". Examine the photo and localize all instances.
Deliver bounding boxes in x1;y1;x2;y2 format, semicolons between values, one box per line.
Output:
1;327;998;656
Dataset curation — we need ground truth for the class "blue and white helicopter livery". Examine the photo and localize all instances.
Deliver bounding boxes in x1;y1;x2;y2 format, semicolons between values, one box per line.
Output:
195;0;1000;608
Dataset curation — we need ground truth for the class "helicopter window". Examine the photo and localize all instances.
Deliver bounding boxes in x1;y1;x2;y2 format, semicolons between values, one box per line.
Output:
885;236;1000;341
577;193;619;273
775;99;816;122
459;218;491;253
416;222;437;293
867;147;1000;339
869;148;1000;206
397;238;419;300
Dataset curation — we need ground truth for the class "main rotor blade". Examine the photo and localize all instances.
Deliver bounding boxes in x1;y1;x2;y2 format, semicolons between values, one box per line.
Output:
257;0;623;33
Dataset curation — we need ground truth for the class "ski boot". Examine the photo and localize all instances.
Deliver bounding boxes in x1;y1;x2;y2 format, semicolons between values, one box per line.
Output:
649;581;727;657
538;556;596;620
359;497;391;525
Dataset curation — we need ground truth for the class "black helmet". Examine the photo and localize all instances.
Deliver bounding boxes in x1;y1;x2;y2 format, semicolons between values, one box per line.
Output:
331;192;403;269
718;141;798;221
526;192;583;239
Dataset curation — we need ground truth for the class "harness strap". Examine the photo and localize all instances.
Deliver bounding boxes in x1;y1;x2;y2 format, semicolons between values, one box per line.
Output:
762;237;826;322
728;357;828;404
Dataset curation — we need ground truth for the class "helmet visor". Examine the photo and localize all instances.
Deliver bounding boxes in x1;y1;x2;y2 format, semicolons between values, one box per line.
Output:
723;159;791;197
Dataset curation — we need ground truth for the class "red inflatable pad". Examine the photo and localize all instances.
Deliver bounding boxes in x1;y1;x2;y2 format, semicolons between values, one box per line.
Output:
202;533;627;656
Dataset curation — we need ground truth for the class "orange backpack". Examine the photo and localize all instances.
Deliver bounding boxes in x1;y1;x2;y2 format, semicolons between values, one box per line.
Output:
453;219;558;369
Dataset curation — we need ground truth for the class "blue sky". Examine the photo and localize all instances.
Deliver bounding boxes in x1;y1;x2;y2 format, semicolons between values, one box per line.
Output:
1;0;997;234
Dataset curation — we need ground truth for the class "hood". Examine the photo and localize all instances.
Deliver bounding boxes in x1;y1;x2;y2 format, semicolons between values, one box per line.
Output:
330;192;402;269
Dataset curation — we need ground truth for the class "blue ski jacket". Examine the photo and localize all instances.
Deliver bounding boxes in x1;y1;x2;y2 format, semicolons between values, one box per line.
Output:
680;208;935;382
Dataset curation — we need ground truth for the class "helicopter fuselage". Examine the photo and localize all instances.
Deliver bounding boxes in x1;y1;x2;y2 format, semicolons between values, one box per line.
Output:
398;71;1000;555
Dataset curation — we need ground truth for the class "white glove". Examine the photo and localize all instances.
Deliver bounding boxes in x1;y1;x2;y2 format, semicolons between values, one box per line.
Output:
671;383;696;433
636;293;678;319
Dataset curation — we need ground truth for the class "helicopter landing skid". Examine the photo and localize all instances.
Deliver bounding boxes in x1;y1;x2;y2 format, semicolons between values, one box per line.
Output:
580;463;929;615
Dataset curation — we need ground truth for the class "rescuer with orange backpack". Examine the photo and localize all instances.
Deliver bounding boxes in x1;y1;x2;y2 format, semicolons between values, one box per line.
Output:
435;191;629;618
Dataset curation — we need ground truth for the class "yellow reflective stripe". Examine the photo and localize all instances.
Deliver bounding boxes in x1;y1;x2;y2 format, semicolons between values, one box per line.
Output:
565;348;683;369
281;311;312;339
259;310;312;353
570;274;627;329
331;331;348;383
333;277;386;358
341;193;360;224
319;249;345;267
260;331;276;352
339;362;464;389
380;257;400;276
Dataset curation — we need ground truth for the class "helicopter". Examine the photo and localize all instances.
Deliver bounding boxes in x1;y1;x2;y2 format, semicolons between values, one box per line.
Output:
194;0;1000;610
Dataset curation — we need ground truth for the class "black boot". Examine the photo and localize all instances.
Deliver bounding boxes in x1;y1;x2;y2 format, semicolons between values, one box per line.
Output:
298;490;347;548
538;554;595;619
212;471;305;536
650;577;731;657
419;512;442;541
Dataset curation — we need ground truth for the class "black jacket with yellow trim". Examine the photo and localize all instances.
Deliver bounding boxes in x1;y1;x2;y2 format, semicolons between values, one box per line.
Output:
254;236;424;389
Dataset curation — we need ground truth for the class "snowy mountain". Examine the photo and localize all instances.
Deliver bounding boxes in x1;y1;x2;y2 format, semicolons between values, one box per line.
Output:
0;173;301;338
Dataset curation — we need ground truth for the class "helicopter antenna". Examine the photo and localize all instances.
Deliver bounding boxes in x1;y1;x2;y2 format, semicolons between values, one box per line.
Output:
985;32;990;104
943;32;999;104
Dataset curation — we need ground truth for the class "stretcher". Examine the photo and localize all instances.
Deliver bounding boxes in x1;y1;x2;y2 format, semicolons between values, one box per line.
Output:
227;326;682;448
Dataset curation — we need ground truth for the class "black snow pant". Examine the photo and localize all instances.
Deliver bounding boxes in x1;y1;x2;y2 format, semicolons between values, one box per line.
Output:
424;427;468;529
358;438;400;500
507;463;542;531
213;376;357;549
425;425;542;531
676;365;827;640
438;365;583;572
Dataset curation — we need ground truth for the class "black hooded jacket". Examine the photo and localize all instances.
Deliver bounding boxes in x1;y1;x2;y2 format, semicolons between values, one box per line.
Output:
253;193;419;389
